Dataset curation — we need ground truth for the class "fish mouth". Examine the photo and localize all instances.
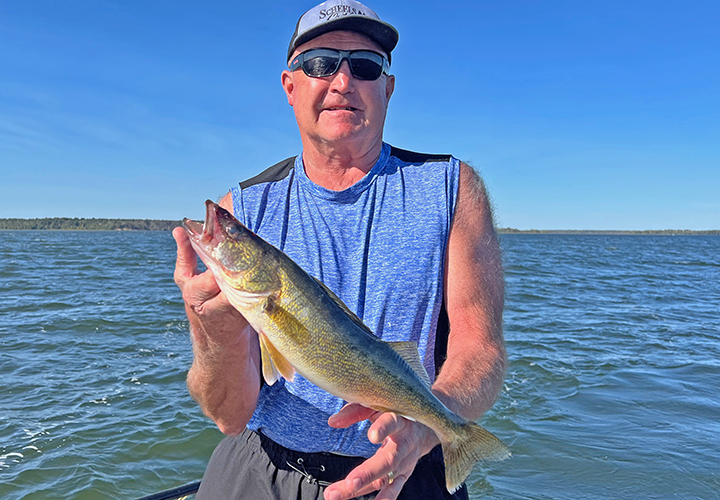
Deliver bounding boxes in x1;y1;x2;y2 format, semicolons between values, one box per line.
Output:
183;201;260;282
182;218;205;238
183;200;224;251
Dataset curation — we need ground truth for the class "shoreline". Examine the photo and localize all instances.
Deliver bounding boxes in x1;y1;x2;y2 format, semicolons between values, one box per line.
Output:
0;218;718;235
0;218;182;231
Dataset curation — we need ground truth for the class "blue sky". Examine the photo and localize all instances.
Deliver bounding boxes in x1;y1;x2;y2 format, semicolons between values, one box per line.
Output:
1;0;718;229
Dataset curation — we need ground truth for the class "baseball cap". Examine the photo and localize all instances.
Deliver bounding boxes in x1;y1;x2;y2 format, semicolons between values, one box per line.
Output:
287;0;399;62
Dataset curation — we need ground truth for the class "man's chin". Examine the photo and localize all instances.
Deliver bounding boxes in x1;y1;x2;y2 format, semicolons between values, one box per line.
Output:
314;124;367;144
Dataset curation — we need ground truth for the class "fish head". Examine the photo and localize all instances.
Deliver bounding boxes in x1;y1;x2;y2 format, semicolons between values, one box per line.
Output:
183;200;263;284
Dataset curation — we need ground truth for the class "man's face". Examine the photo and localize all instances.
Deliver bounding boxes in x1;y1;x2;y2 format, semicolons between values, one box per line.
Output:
282;31;395;152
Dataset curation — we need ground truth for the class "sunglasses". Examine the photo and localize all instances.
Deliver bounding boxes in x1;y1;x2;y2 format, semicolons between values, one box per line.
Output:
289;48;390;81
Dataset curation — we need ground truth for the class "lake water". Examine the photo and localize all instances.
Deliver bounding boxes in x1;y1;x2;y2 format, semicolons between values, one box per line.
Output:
1;232;718;499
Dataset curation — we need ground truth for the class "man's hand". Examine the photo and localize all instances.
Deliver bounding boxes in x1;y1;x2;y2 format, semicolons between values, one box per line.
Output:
173;226;246;345
323;404;440;500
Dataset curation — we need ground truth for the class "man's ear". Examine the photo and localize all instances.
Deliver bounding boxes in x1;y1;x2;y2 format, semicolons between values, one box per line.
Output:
281;70;295;106
385;74;395;102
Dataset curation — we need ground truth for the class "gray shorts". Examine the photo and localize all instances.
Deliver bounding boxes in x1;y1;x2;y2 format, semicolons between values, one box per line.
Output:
196;428;469;500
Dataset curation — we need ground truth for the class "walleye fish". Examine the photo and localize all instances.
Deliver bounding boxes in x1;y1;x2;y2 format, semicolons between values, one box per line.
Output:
183;200;510;492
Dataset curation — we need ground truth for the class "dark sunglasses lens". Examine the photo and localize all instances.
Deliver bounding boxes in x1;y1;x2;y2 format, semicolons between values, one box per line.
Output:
303;54;340;77
299;50;386;80
349;53;384;80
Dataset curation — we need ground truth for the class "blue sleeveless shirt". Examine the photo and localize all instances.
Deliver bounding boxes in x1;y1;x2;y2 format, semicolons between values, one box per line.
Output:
230;143;460;457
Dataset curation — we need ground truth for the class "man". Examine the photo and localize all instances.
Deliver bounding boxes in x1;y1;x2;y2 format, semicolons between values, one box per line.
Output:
172;1;506;499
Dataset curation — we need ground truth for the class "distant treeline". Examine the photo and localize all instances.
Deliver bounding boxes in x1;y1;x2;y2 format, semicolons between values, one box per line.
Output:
0;218;183;231
498;228;720;235
1;218;717;234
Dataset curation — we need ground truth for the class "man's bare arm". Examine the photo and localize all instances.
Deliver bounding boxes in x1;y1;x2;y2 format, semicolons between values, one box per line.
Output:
173;192;262;435
433;162;506;419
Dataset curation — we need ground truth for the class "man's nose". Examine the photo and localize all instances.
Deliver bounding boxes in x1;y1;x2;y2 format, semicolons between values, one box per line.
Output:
329;60;355;91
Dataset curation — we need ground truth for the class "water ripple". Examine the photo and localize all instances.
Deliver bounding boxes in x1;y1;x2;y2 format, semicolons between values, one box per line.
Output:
2;232;720;499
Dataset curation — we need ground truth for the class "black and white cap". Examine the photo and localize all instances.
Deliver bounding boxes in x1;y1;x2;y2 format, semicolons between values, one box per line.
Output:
287;0;399;62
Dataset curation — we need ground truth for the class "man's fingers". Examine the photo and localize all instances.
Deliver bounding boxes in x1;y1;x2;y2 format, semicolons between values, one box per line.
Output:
367;412;407;444
323;414;434;500
327;403;378;429
374;473;407;500
173;226;198;284
172;227;227;309
355;471;408;500
189;269;223;304
324;438;402;500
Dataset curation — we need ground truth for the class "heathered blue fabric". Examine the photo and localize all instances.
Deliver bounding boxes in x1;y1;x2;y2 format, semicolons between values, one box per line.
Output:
230;142;460;457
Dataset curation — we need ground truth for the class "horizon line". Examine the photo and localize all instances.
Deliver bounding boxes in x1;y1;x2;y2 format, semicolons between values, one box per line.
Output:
0;217;718;234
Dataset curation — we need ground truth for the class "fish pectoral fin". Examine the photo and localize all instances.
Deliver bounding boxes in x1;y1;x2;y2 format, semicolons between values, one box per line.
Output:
386;341;432;387
259;334;281;386
258;333;296;385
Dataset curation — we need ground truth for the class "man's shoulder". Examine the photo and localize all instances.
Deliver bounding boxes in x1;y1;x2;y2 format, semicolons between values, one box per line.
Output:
240;156;298;190
388;146;452;165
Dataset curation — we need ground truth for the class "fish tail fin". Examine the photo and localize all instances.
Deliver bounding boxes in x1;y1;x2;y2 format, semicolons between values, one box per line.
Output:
441;422;511;493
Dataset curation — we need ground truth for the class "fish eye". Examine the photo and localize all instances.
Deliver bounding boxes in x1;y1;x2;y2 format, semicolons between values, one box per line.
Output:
227;224;240;237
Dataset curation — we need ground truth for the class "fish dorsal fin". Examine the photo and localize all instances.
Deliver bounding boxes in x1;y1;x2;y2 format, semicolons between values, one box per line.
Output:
258;332;296;385
311;276;374;337
387;341;432;387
